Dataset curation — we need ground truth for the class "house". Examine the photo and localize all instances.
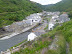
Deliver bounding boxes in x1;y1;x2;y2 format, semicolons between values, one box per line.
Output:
26;14;41;23
37;13;43;16
3;21;30;32
27;31;45;41
59;13;70;23
52;15;59;19
48;23;54;30
52;12;60;15
48;15;59;30
52;15;59;22
23;19;32;25
48;13;70;30
28;32;37;41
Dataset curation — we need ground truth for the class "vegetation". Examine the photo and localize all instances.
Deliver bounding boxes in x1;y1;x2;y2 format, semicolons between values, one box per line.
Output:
45;34;66;54
12;18;72;54
68;11;72;19
44;24;48;30
38;0;72;12
12;32;55;54
36;0;72;19
10;39;27;50
0;0;42;28
56;20;72;54
1;0;72;54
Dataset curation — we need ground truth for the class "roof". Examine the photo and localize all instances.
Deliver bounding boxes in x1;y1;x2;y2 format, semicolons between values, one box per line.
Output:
60;14;68;17
28;32;37;37
26;14;41;20
28;32;45;37
14;21;25;26
59;14;70;22
49;19;56;24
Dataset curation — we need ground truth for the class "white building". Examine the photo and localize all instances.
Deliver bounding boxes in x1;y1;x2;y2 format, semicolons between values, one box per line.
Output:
46;12;60;16
52;15;59;22
52;15;59;19
48;23;54;30
26;14;41;23
37;13;43;16
28;32;37;41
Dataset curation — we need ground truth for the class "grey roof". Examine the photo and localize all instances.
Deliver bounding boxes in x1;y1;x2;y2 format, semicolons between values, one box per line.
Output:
49;19;57;24
26;14;41;19
59;14;70;22
15;21;25;26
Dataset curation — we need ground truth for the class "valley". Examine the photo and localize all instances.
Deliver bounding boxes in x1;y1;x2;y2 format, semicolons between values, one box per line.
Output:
0;0;72;54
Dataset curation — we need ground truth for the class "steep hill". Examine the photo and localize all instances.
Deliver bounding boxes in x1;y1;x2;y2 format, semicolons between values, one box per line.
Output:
36;0;72;19
0;0;42;28
39;0;72;12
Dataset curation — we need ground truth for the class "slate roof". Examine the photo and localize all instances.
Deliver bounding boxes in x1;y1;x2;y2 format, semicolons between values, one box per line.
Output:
26;14;41;20
59;14;70;22
14;21;25;26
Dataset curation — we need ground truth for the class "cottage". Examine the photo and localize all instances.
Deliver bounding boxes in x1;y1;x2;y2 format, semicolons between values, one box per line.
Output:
52;15;59;19
48;23;54;30
59;13;70;23
26;14;41;23
52;15;59;22
28;32;37;41
37;13;43;16
23;19;32;25
3;21;30;32
48;13;70;30
53;12;60;15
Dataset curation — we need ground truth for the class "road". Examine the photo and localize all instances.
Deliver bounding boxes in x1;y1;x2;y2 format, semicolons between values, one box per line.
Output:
33;20;47;32
0;20;48;52
0;32;30;52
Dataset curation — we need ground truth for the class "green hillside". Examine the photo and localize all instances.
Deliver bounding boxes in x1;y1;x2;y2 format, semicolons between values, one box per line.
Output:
12;20;72;54
39;0;72;12
0;0;42;28
36;0;72;19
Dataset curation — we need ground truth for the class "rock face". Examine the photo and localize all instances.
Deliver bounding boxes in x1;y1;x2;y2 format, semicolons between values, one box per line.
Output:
3;20;32;33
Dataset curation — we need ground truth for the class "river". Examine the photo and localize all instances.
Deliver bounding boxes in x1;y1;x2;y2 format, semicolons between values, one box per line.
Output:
0;32;30;52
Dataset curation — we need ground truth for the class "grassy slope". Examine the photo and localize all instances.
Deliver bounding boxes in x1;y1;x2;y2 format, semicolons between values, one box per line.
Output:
0;0;42;28
46;19;72;54
56;20;72;54
12;19;72;54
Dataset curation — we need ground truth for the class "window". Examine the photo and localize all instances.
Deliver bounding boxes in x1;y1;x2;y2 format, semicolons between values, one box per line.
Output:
35;20;37;21
50;28;52;30
32;20;33;22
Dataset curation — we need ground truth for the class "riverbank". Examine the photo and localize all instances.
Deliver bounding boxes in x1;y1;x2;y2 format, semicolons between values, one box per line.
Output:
0;23;39;40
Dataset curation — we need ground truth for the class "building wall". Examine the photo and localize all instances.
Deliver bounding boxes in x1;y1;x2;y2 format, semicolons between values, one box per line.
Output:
48;23;54;30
